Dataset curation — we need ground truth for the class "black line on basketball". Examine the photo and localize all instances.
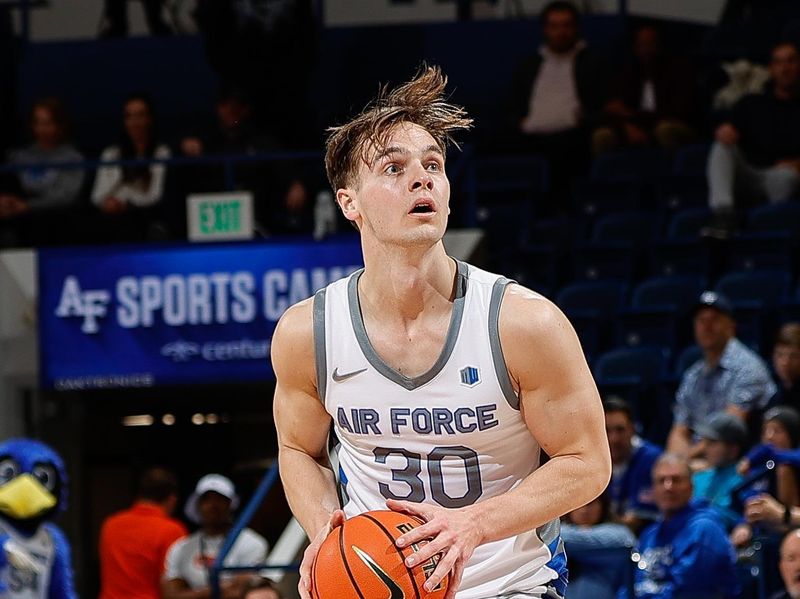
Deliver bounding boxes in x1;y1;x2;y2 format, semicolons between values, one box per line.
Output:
339;523;366;599
363;513;422;599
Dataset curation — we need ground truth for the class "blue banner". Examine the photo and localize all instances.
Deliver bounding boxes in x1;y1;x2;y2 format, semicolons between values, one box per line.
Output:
38;238;363;390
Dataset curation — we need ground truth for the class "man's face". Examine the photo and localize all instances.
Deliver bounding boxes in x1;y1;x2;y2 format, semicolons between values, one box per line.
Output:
781;532;800;599
774;344;800;388
217;98;251;131
764;419;793;450
634;27;661;65
339;123;450;247
198;491;232;527
771;44;800;93
605;410;635;464
542;10;579;54
703;439;738;468
693;308;735;353
652;460;693;516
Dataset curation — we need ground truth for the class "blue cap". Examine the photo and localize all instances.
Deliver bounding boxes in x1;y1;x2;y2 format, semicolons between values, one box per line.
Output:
694;291;734;318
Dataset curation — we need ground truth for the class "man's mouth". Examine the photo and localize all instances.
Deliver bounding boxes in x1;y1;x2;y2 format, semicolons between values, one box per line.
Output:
409;199;435;214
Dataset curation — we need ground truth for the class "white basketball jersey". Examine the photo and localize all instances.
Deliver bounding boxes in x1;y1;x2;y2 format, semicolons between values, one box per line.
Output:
0;518;55;599
314;260;567;599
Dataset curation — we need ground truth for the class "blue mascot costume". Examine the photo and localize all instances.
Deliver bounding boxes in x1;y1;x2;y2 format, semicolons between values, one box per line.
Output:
0;439;77;598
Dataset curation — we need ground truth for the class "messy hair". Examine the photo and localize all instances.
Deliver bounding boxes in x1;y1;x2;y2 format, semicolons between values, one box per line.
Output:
324;64;473;192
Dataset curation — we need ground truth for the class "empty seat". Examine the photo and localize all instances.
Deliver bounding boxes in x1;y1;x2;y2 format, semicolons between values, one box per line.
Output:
594;346;668;387
632;275;707;314
666;207;713;240
747;202;800;237
715;270;791;309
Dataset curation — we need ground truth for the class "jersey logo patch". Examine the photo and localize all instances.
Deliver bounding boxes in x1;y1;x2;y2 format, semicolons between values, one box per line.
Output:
332;367;368;382
459;366;480;387
352;545;405;599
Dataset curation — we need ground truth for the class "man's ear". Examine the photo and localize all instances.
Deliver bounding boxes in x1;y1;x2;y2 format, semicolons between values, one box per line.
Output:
336;188;359;222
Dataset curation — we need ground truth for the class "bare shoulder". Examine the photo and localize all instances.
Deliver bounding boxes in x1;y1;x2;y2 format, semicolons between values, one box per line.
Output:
497;283;589;388
271;297;316;388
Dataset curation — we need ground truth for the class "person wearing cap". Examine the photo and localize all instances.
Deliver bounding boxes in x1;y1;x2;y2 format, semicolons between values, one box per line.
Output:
667;290;776;458
162;474;268;599
691;412;747;530
769;322;800;411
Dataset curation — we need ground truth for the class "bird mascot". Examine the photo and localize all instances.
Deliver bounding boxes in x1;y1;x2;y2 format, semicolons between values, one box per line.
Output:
0;438;76;598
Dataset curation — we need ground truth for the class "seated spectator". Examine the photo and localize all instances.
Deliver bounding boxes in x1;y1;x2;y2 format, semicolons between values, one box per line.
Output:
731;406;800;547
99;467;187;599
635;453;739;599
770;323;800;410
91;94;171;235
162;474;268;599
774;529;800;599
561;494;636;599
704;41;800;238
604;397;661;532
241;578;282;599
509;0;605;212
2;98;84;217
667;291;776;457
177;88;311;236
691;412;747;530
593;24;697;155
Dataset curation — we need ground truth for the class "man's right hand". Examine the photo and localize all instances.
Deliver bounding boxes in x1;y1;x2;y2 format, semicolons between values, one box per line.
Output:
298;510;346;599
715;123;739;146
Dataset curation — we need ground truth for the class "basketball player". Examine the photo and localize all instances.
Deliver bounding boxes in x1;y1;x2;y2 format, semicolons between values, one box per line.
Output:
272;66;611;599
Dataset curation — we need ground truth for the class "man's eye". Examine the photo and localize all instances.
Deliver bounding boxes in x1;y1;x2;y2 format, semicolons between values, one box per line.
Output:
385;164;400;174
426;162;440;171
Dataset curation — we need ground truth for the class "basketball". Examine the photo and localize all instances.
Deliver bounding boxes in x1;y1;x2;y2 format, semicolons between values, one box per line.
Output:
311;510;449;599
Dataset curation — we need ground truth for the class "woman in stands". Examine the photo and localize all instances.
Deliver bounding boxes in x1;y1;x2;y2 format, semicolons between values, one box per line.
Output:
91;93;171;238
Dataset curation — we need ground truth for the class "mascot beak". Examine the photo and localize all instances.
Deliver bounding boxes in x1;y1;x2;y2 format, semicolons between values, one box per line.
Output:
0;474;57;520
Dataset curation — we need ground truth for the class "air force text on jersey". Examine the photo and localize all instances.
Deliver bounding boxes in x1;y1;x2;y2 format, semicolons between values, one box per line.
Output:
337;404;500;436
54;267;358;334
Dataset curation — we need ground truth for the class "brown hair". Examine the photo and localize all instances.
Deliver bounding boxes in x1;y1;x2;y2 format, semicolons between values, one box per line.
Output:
30;97;71;143
776;322;800;351
324;64;473;192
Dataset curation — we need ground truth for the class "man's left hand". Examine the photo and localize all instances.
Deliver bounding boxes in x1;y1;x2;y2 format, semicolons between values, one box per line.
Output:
387;498;483;599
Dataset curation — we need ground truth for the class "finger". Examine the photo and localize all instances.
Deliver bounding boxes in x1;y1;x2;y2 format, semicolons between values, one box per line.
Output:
397;519;442;549
297;576;311;599
424;547;458;592
442;559;464;599
330;509;346;528
405;535;450;567
386;498;431;519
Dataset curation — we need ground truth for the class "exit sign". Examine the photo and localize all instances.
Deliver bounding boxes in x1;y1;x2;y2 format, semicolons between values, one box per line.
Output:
187;192;254;241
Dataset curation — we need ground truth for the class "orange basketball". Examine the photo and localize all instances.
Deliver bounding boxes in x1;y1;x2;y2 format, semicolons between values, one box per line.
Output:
311;510;449;599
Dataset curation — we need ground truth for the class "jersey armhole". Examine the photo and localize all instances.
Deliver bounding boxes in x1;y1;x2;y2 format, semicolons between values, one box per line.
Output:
489;277;520;410
312;288;327;405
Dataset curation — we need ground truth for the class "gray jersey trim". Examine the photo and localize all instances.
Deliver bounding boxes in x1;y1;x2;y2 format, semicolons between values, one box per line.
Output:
347;259;468;391
313;288;327;403
489;277;519;409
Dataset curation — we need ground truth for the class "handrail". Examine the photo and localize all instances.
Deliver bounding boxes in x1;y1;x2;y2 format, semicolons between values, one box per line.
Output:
209;462;289;599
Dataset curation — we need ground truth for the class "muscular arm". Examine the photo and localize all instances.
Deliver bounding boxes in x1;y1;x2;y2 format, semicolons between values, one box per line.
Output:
466;286;611;541
272;299;340;540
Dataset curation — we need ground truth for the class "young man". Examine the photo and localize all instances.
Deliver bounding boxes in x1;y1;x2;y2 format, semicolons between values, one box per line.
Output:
272;66;611;599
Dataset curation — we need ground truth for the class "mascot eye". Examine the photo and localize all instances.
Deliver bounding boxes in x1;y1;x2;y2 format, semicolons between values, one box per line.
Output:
32;464;57;492
0;458;19;485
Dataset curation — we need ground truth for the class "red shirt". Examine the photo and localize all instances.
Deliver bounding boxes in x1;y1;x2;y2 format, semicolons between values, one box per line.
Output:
99;501;188;599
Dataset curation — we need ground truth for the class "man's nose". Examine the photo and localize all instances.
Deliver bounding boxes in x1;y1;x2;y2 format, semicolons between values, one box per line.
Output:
409;164;434;192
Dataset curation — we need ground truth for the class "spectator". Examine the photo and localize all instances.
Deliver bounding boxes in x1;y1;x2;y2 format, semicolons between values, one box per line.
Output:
770;323;800;410
635;453;739;599
774;529;800;599
98;467;187;599
177;88;312;237
162;474;268;599
560;494;636;599
509;0;605;212
704;41;800;238
593;24;697;155
2;98;84;217
667;291;776;457
100;0;172;37
91;94;171;237
604;397;661;532
691;412;747;530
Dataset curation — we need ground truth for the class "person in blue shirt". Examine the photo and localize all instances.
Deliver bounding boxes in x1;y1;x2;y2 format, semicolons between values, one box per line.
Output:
667;291;776;458
691;412;747;530
635;453;740;599
605;397;661;533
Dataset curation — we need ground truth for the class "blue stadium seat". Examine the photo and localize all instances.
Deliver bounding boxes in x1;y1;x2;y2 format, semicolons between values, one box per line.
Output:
632;275;707;314
673;143;711;177
648;240;712;278
746;202;800;237
592;211;660;245
666;207;713;240
674;345;702;378
571;243;637;282
594;346;668;388
615;308;677;349
475;154;549;198
556;281;628;319
724;233;793;273
715;270;791;309
591;148;670;183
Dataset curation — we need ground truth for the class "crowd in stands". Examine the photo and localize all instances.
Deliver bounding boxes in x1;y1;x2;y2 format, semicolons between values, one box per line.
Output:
98;468;281;599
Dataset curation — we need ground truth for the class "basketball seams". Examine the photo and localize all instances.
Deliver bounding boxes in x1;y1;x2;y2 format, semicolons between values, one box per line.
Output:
338;523;367;599
362;513;422;599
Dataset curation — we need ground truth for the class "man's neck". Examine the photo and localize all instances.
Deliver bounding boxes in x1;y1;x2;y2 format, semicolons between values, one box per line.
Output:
202;524;229;537
704;339;731;369
359;241;456;323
